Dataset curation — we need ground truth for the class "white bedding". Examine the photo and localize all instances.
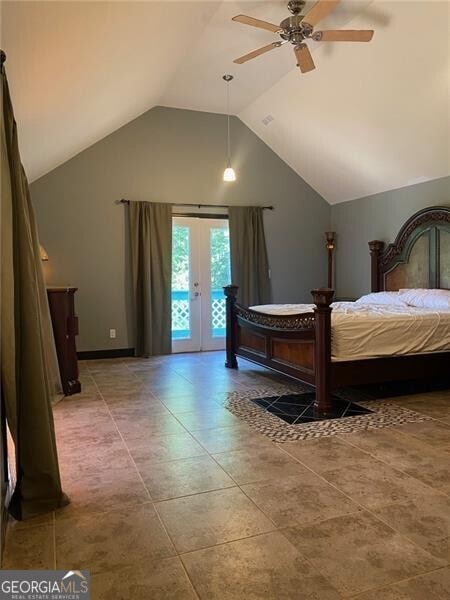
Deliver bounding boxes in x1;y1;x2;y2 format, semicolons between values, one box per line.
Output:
250;302;450;362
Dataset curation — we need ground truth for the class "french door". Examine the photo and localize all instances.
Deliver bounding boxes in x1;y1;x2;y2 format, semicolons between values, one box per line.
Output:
171;217;231;353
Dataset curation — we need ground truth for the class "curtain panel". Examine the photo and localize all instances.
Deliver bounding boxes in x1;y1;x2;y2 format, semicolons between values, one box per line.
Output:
229;206;272;306
128;201;172;357
1;69;68;520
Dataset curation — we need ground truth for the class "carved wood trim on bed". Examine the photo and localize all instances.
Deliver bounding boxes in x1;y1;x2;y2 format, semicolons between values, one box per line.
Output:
369;205;450;292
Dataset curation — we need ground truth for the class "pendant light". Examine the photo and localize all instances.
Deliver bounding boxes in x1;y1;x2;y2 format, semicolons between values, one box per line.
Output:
222;74;236;182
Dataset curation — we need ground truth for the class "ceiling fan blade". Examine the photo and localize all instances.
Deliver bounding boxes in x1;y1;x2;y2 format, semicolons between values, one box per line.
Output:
234;42;281;64
294;44;315;73
314;29;374;42
232;14;282;34
302;0;340;27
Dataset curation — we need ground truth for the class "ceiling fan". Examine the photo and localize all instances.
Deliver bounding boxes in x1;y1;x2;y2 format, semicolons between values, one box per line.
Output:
232;0;374;73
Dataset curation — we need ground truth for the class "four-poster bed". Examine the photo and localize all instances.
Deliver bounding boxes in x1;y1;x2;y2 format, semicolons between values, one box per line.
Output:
225;206;450;414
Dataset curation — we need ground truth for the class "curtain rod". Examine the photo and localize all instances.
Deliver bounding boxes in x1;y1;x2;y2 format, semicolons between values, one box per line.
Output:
116;199;274;210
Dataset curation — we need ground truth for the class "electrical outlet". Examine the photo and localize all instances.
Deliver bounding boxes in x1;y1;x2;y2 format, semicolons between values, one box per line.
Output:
109;329;116;339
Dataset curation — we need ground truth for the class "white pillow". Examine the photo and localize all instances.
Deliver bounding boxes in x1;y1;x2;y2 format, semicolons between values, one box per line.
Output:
355;291;406;306
399;288;450;310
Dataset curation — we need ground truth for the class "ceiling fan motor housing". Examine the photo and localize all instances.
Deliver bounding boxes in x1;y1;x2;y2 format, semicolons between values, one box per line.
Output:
279;14;312;45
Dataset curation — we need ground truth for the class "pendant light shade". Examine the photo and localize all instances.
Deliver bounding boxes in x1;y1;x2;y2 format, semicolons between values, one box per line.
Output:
222;74;236;182
223;167;236;182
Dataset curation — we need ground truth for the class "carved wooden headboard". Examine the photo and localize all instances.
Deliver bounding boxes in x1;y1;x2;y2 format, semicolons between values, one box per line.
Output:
369;206;450;292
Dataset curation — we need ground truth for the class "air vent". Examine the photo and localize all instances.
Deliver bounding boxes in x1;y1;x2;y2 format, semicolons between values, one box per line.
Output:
262;115;274;126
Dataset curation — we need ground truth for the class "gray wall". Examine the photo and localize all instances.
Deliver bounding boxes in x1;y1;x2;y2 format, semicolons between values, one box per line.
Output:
331;176;450;299
31;106;330;351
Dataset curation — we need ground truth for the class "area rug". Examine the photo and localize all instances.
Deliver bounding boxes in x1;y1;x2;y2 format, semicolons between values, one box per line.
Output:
223;382;436;442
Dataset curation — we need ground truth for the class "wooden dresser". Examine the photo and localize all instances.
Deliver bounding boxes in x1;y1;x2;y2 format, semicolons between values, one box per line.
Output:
47;287;81;396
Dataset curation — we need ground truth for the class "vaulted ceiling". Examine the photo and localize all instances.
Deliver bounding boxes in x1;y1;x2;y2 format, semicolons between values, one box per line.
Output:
2;1;449;203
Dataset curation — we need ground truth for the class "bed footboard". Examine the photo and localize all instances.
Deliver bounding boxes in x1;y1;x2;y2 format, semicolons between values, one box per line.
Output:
224;286;334;414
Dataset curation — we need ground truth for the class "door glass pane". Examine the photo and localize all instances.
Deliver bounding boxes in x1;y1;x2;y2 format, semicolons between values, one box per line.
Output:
210;226;231;338
172;225;191;340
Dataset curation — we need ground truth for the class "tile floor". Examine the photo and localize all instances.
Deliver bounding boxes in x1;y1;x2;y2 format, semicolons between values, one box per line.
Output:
3;351;450;599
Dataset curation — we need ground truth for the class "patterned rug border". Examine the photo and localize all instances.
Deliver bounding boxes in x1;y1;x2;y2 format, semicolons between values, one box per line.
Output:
222;385;433;442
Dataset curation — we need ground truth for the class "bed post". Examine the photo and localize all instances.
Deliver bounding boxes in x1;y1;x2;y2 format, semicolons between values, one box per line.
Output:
369;240;384;292
224;285;239;369
311;288;334;415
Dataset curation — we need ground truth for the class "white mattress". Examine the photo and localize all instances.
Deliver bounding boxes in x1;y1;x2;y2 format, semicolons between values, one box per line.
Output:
250;302;450;362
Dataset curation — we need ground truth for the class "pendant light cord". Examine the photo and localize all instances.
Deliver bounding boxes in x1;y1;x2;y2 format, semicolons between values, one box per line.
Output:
226;80;231;167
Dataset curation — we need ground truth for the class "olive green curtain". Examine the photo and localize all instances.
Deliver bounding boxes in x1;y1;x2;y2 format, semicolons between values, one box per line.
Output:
229;206;272;306
128;201;172;357
1;69;69;519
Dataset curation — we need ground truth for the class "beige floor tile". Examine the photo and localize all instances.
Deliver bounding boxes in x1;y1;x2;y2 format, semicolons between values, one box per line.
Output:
55;420;121;451
284;511;443;597
141;378;193;394
192;424;274;454
100;390;160;406
3;523;54;569
352;566;450;599
402;457;450;495
54;406;115;428
340;428;450;495
135;368;189;380
181;531;341;600
56;503;175;573
53;394;108;419
57;464;150;518
212;446;312;485
139;454;235;501
174;407;241;431
142;385;196;398
393;396;450;422
156;487;275;553
58;439;133;474
7;512;53;531
187;384;243;398
96;382;145;396
127;432;207;465
394;420;450;450
319;459;435;510
78;369;95;386
281;436;374;474
91;557;198;599
114;412;186;440
159;394;223;414
108;400;169;419
94;377;140;390
241;473;361;527
372;492;450;561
